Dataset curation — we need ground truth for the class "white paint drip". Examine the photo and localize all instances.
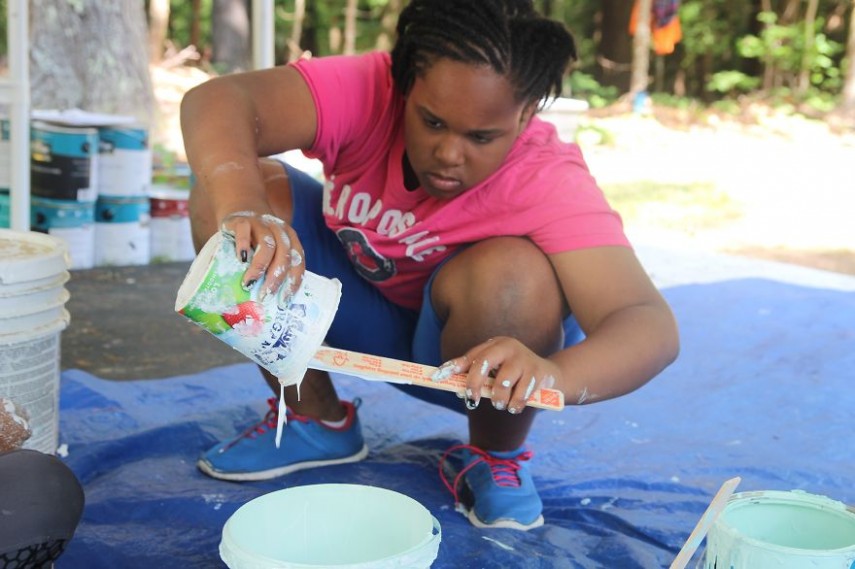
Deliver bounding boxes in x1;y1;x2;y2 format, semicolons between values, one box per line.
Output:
263;235;275;249
210;161;244;177
275;381;288;448
431;360;458;382
479;360;490;376
523;376;537;399
261;214;285;226
482;536;515;551
577;387;590;404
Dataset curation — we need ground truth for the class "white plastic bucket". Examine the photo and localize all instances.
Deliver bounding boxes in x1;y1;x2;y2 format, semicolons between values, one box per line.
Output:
220;484;441;568
704;490;855;568
149;185;195;262
94;194;151;266
98;126;152;197
175;231;341;385
0;229;71;454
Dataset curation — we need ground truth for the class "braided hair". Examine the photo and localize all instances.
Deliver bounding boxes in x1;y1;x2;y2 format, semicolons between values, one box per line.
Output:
390;0;577;110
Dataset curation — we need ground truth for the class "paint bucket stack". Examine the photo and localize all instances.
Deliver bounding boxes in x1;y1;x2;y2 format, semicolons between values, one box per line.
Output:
1;115;11;229
93;126;152;266
149;166;195;263
0;229;71;454
30;120;99;269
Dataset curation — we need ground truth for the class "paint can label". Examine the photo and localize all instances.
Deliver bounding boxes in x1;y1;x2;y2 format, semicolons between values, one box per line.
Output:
175;231;342;383
30;121;100;202
0;189;9;229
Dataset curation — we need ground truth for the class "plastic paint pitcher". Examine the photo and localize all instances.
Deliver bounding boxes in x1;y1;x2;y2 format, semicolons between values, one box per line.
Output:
220;484;441;568
174;231;341;384
704;490;855;568
0;229;72;454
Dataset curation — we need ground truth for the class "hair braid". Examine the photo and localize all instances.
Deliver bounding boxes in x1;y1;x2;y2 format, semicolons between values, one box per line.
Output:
390;0;576;108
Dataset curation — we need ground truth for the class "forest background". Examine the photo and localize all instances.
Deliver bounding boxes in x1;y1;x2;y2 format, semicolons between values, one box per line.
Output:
2;0;854;274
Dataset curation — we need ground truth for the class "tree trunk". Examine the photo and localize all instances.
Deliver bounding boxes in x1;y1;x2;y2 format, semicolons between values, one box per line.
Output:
841;0;855;112
597;0;634;92
287;0;306;61
191;0;203;50
797;0;819;96
375;0;402;52
630;0;652;97
212;0;250;73
148;0;170;63
30;0;154;125
343;0;358;55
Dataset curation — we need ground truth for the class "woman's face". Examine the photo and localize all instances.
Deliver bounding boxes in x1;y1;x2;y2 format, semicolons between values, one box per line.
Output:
403;58;532;200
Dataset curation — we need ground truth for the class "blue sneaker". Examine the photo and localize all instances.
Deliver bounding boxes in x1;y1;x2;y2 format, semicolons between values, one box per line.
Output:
440;444;544;530
198;398;368;481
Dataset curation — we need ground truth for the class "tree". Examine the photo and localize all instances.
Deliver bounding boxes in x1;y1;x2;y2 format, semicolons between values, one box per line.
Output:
211;0;250;72
148;0;171;63
841;0;855;113
630;0;653;97
30;0;154;125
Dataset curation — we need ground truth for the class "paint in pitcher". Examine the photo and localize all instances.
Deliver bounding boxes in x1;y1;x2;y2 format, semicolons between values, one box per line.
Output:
704;490;855;569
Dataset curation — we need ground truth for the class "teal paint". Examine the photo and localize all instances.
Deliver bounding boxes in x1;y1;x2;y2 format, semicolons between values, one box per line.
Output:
0;189;8;229
704;490;855;568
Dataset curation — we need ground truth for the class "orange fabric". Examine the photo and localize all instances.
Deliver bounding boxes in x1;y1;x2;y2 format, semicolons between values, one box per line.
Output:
629;0;682;55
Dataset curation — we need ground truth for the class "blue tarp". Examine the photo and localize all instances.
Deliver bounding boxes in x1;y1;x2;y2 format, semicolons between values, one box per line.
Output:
58;279;855;568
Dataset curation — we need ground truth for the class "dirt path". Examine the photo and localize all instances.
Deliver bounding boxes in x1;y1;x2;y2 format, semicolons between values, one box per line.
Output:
580;111;855;275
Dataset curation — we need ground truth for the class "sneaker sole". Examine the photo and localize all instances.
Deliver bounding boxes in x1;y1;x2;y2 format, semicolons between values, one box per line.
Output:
467;509;545;531
197;444;369;482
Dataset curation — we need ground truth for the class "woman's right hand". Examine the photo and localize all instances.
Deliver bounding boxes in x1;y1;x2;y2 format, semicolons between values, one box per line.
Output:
220;210;305;304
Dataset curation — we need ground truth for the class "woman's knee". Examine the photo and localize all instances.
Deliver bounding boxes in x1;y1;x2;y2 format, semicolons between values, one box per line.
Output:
431;237;565;342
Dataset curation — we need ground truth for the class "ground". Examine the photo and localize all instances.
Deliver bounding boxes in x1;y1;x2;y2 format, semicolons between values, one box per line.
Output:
151;63;855;276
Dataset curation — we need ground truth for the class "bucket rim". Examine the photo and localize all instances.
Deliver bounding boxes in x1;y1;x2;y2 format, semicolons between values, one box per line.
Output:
714;490;855;555
0;271;70;298
220;484;441;569
0;288;69;318
0;309;69;346
0;230;70;284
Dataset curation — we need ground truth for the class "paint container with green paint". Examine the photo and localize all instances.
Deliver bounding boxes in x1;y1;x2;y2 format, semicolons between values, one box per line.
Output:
174;230;341;385
704;490;855;568
219;484;441;568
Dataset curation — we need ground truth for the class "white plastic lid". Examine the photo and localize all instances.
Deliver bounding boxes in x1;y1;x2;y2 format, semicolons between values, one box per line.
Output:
0;229;70;285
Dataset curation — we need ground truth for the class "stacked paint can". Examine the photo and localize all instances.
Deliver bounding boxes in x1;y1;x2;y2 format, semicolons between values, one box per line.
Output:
149;166;195;262
0;229;71;454
94;126;152;266
30;120;99;269
0;116;10;228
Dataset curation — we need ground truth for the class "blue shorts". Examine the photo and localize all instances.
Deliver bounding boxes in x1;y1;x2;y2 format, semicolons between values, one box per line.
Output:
284;163;583;412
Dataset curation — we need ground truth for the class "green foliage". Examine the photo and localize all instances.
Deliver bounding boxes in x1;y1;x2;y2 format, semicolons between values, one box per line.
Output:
566;72;619;108
0;0;7;59
707;70;761;94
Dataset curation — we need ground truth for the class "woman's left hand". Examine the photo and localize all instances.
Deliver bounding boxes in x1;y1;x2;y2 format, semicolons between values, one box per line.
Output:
434;337;560;413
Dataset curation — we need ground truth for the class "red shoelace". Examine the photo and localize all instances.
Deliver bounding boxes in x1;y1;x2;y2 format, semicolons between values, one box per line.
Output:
439;444;534;504
220;398;313;452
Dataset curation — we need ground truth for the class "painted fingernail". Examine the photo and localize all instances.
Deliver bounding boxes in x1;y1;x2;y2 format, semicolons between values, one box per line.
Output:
508;406;520;414
240;250;248;263
465;397;479;410
493;400;506;411
242;279;256;291
290;248;303;267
